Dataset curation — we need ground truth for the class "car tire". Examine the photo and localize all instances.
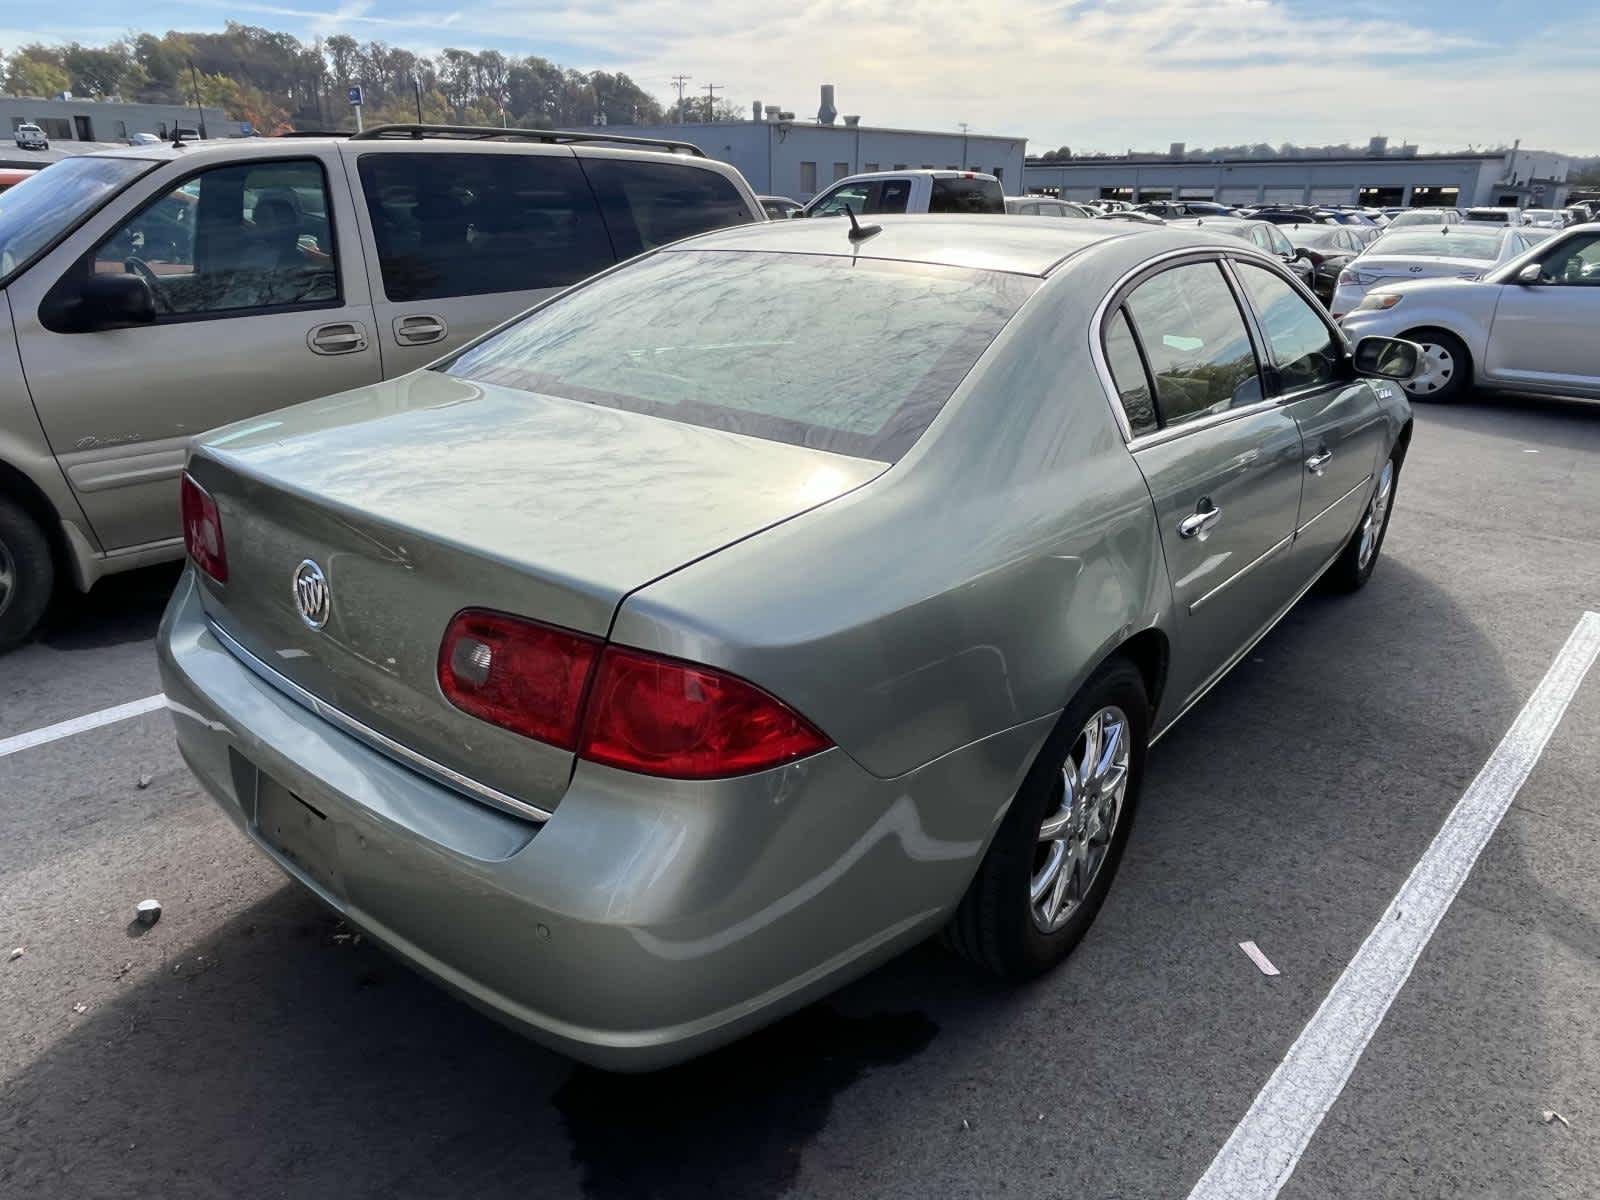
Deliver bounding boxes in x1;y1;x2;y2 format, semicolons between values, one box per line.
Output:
0;495;54;653
945;657;1149;979
1399;328;1470;403
1320;451;1400;594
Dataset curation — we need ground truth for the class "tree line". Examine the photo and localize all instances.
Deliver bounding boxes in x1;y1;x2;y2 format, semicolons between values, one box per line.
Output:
1;23;681;134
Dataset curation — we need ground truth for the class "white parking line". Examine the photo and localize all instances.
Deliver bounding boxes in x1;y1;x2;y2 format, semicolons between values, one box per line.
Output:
1188;610;1600;1200
0;694;167;759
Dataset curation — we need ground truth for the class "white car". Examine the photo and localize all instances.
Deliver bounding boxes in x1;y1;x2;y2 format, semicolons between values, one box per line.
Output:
803;170;1004;217
1339;223;1600;402
1523;209;1566;229
1329;226;1535;318
1384;208;1461;230
14;123;48;151
1005;196;1094;218
1463;206;1529;226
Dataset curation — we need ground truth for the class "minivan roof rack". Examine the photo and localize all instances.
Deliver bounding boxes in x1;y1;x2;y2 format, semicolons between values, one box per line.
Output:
347;123;705;157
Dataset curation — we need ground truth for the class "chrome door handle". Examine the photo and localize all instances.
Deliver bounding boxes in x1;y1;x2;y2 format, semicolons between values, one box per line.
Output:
307;322;368;356
1306;449;1334;475
1178;503;1222;540
393;314;448;346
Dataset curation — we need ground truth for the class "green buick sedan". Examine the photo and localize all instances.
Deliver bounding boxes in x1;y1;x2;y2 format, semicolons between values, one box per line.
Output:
159;215;1417;1069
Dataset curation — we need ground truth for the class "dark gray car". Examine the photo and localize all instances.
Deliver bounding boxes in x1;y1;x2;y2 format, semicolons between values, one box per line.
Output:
158;216;1417;1069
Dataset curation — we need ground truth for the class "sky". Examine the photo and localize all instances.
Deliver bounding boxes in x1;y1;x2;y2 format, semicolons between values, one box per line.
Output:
6;0;1600;156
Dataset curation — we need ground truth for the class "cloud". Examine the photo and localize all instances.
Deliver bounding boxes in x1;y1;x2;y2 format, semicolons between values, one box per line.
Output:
9;0;1599;153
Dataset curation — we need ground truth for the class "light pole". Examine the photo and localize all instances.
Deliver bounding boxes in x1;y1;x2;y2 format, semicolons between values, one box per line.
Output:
959;122;969;170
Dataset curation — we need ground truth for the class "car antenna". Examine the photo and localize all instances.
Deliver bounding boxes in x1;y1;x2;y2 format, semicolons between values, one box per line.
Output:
844;207;882;242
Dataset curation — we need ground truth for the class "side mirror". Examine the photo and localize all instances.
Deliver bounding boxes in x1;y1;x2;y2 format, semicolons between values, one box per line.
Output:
1353;335;1421;381
77;273;157;329
1516;262;1544;285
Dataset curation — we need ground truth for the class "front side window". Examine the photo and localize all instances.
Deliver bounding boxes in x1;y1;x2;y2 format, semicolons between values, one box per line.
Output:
812;180;909;217
0;155;150;285
1235;262;1339;391
811;184;869;217
585;159;753;259
359;152;611;302
92;158;337;317
1537;233;1600;286
444;250;1036;463
1122;262;1262;427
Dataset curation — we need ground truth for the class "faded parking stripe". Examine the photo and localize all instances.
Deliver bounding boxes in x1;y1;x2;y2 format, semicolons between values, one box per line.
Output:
0;694;167;759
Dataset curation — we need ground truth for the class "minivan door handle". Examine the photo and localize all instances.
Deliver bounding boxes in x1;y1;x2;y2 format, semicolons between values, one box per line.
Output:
1306;449;1334;475
393;314;448;346
1178;500;1222;540
307;321;369;356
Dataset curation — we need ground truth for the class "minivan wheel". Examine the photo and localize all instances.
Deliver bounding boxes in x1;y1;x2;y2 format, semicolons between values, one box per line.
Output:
0;496;54;653
1320;454;1399;594
945;657;1149;979
1400;329;1470;402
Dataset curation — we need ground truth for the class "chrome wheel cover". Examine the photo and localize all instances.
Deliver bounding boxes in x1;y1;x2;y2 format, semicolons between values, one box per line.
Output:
1030;706;1131;933
0;537;14;619
1358;459;1395;571
1402;342;1454;396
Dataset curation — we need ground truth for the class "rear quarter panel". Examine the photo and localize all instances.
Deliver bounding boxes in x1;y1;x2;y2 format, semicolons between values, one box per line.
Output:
611;241;1172;780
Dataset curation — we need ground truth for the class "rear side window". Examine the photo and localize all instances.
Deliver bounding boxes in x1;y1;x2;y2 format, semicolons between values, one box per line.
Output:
930;177;1005;214
444;250;1036;463
1122;262;1262;427
357;152;612;302
580;159;753;259
1103;309;1158;436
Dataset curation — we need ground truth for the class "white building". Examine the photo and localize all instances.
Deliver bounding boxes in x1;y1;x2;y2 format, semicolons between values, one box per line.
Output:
1023;143;1571;210
604;87;1027;199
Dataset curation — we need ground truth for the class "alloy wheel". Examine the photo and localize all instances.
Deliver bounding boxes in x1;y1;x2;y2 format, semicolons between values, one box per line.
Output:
1403;342;1454;396
1030;706;1131;933
1358;460;1395;571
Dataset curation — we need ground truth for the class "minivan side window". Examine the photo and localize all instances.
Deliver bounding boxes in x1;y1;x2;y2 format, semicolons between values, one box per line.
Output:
91;158;337;317
357;152;612;302
581;159;753;259
1122;262;1263;427
1234;262;1340;391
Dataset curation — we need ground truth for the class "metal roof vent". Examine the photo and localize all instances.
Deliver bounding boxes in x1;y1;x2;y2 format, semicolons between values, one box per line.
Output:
819;84;837;126
843;115;860;127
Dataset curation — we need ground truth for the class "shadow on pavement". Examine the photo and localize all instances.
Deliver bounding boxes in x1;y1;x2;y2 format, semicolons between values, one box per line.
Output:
37;562;183;651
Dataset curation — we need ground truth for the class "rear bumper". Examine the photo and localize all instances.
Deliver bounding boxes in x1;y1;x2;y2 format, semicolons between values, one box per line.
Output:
158;569;1053;1070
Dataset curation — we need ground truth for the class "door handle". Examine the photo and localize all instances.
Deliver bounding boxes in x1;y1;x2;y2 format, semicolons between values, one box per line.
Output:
307;322;368;356
393;314;448;346
1306;449;1334;475
1178;501;1222;540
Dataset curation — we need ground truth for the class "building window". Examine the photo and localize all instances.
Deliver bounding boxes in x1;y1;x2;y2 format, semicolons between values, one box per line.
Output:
1409;186;1459;208
114;121;128;139
1359;186;1404;206
945;165;958;171
1100;186;1134;200
893;164;907;171
1136;188;1172;201
1497;193;1519;207
921;164;935;170
799;161;817;195
863;162;879;173
833;162;849;182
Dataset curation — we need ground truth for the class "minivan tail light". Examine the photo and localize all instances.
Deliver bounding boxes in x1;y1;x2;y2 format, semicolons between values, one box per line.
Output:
579;646;831;779
180;472;228;583
438;610;601;749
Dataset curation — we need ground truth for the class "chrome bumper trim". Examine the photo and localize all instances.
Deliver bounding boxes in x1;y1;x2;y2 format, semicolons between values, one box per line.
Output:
206;619;552;824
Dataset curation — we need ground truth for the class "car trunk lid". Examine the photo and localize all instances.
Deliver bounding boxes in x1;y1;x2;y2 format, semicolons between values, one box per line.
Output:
1357;254;1493;283
190;370;883;813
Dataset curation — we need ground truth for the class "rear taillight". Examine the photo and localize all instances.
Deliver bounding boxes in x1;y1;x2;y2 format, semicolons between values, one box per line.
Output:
579;646;830;779
437;610;601;749
180;472;228;583
437;611;831;779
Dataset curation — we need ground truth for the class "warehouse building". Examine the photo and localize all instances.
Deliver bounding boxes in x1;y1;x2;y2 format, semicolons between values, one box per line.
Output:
2;96;244;146
606;86;1027;200
1023;140;1571;210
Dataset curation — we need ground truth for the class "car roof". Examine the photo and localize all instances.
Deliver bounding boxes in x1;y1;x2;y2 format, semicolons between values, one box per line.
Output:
1166;216;1255;231
832;169;999;183
80;133;725;167
666;213;1250;277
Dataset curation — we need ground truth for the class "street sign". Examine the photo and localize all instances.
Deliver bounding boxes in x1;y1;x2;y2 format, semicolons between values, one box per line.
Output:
239;120;254;136
347;85;363;107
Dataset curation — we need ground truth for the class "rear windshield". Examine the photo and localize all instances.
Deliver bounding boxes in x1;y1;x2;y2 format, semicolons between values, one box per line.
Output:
444;249;1036;463
1282;225;1342;248
1465;209;1511;223
1371;230;1503;260
930;176;1005;214
0;156;152;285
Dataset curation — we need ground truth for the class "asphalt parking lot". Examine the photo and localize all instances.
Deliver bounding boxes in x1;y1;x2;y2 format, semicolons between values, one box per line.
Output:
2;392;1598;1199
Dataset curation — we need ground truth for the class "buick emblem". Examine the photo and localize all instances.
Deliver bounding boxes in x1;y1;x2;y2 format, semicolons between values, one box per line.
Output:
292;559;331;630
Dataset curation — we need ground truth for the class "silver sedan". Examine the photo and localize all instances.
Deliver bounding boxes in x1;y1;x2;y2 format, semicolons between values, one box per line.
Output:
159;216;1416;1069
1341;223;1600;402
